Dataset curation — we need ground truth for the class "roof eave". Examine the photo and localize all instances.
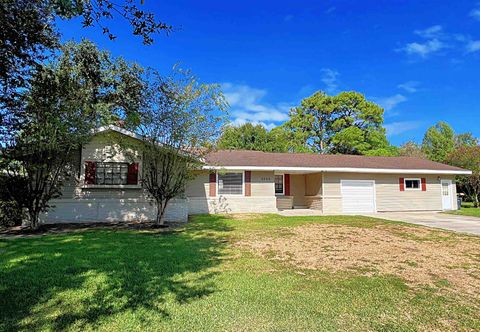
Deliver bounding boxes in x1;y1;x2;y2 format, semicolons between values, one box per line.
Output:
202;165;472;175
93;125;144;141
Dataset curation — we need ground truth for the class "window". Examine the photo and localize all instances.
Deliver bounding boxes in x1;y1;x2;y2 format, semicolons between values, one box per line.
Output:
275;175;284;195
442;182;450;196
218;172;243;195
95;162;129;185
404;178;421;190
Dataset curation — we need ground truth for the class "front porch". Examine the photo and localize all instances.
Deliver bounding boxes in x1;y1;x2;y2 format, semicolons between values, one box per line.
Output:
275;172;323;212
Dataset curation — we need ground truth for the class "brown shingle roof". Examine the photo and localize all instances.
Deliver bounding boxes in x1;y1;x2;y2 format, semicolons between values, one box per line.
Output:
205;150;469;172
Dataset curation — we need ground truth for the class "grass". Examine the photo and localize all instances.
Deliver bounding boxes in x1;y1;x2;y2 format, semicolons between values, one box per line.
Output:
0;214;479;331
446;202;480;218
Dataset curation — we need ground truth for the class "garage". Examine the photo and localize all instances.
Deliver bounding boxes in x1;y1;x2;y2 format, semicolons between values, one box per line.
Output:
341;180;376;213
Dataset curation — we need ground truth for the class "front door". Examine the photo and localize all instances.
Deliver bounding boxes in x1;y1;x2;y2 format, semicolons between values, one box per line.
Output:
441;180;453;210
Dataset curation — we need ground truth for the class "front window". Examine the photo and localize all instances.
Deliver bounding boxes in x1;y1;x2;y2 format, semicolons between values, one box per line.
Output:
96;162;129;185
405;178;421;190
218;172;243;195
275;175;284;195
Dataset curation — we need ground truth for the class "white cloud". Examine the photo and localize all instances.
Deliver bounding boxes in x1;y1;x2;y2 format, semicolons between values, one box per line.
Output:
231;118;277;131
401;39;445;58
377;94;407;112
398;25;451;58
398;24;480;59
222;83;292;130
397;81;420;93
467;40;480;53
470;8;480;20
321;68;339;94
414;25;443;39
384;121;422;136
325;6;336;14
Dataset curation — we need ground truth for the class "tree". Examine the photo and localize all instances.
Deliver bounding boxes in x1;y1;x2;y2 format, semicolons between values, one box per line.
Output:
0;40;148;229
0;0;57;111
284;91;391;155
455;132;478;148
131;69;227;226
217;123;270;151
1;0;170;120
447;146;480;207
216;123;300;152
422;122;455;162
398;141;426;158
52;0;171;45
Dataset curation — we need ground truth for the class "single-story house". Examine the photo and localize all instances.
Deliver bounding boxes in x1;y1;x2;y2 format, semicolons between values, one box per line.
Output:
44;125;472;223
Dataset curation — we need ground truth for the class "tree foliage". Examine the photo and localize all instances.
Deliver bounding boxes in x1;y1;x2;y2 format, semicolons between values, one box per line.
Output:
130;68;227;225
455;132;479;148
1;0;170;120
216;123;300;152
284;91;391;155
447;146;480;207
398;141;426;158
422;122;455;162
53;0;172;45
0;40;149;229
0;0;57;111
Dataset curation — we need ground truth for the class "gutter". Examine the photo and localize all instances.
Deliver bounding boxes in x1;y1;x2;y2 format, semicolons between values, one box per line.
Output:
202;165;472;175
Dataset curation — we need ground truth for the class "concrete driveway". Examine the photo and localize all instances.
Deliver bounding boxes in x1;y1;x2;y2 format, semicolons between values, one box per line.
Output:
372;212;480;236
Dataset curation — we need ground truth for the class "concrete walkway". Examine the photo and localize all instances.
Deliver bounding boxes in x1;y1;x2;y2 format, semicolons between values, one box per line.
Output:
277;209;324;216
371;212;480;236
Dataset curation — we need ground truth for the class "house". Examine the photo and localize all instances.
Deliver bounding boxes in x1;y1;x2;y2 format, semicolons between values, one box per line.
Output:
44;126;472;223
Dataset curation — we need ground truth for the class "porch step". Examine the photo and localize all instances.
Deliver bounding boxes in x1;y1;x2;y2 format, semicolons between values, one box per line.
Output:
293;205;308;209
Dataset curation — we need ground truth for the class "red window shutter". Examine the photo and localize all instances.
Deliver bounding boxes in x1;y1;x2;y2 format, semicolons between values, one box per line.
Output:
245;171;251;196
285;174;291;196
127;163;139;185
84;161;96;184
209;173;216;197
421;178;427;191
399;177;405;191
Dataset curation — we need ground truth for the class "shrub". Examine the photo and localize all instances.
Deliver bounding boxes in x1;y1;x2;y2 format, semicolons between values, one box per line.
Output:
0;175;26;227
0;200;23;227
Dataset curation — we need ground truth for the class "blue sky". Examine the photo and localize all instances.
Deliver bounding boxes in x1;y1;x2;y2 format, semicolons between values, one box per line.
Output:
57;0;480;145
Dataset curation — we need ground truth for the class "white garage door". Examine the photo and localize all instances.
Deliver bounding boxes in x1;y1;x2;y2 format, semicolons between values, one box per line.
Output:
341;180;376;213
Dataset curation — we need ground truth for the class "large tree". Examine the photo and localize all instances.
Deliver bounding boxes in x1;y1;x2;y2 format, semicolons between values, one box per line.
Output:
284;91;391;155
216;123;300;152
422;122;455;162
130;69;227;226
447;146;480;207
0;40;148;229
217;123;270;151
1;0;170;119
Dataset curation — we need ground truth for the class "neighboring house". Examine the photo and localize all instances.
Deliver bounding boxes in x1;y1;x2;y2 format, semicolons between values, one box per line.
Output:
44;126;472;223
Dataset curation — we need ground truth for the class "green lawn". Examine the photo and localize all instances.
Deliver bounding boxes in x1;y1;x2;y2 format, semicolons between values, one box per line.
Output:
447;202;480;217
1;214;479;331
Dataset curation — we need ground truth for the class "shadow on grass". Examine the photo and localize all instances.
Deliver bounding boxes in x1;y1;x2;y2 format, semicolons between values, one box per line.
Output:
0;215;233;331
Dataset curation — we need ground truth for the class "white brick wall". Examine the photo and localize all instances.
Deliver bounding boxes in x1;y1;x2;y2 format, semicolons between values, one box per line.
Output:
42;198;188;223
188;196;277;214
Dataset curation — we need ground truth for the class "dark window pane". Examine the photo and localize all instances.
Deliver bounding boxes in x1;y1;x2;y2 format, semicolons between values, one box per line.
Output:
95;162;129;185
218;173;243;195
275;175;284;194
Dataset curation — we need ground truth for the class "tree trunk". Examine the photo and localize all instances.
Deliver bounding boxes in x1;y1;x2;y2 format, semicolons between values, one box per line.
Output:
29;209;40;230
473;193;479;208
155;200;169;225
